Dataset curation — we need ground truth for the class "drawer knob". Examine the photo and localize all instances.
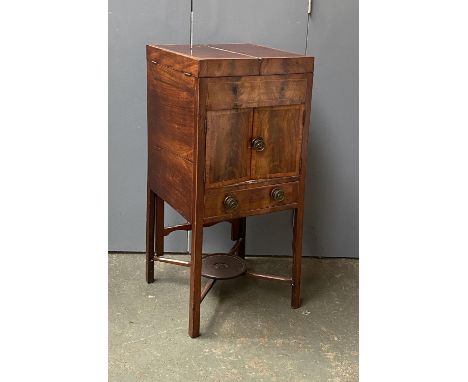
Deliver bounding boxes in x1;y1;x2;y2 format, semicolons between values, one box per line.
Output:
271;188;285;202
251;137;266;152
223;195;239;211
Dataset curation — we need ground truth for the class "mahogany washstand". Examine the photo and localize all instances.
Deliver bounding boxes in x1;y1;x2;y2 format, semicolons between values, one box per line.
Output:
146;43;314;338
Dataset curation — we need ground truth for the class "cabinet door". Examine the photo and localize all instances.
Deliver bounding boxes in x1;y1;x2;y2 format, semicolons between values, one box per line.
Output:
252;105;304;179
205;109;253;188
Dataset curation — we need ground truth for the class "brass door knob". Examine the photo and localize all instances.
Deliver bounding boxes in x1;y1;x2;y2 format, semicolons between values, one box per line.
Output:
223;195;239;211
271;188;285;202
251;137;266;152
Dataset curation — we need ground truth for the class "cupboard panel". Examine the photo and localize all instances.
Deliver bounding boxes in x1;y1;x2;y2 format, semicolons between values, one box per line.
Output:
205;109;253;188
252;105;304;179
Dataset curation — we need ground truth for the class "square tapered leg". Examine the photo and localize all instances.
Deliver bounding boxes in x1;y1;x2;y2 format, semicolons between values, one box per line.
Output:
291;207;304;308
155;194;164;258
188;222;203;338
231;218;246;258
146;185;155;284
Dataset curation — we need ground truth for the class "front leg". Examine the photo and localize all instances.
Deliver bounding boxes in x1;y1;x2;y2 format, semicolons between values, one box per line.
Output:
188;221;203;338
145;185;155;283
291;207;304;308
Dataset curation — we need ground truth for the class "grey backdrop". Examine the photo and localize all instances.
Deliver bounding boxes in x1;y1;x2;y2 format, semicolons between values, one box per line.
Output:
109;0;358;258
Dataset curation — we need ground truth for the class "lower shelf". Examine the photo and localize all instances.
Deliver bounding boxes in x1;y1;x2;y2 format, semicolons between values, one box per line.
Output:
201;253;247;280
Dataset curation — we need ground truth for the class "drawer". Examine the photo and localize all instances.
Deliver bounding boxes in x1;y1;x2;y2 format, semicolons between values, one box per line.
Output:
204;182;299;221
204;74;307;110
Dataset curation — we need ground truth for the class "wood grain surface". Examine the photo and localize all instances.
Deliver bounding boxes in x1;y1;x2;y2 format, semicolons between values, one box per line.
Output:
146;43;314;336
146;43;314;77
252;105;304;179
205;74;307;110
204;182;299;222
205;109;253;188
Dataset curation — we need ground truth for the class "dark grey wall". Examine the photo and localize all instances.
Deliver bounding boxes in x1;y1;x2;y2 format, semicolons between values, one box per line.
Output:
109;0;358;258
305;0;359;258
109;0;191;252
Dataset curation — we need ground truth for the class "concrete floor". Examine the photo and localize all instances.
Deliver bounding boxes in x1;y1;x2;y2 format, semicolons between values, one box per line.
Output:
109;254;358;381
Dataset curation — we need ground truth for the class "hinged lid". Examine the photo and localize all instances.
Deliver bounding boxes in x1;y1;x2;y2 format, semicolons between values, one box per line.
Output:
146;43;314;78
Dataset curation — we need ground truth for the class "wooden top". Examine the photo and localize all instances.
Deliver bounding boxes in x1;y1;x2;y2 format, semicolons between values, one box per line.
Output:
146;43;314;78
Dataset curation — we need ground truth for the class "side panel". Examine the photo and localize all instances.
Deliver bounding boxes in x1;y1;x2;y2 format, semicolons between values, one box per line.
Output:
148;147;193;222
147;62;196;162
147;59;196;222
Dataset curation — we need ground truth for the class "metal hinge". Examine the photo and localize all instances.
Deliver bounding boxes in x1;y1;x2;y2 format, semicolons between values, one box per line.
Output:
204;118;207;134
302;109;306;126
307;0;312;14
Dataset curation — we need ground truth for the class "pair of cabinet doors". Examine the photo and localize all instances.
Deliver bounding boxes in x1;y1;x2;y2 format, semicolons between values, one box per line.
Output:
205;104;305;189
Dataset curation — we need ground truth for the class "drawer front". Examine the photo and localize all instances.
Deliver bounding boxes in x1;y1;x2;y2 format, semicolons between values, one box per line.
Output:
205;74;307;110
204;182;299;221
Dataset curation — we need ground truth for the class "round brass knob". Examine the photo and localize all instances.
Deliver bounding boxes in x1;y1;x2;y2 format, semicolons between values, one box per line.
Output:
251;137;266;152
223;195;239;211
271;188;285;202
